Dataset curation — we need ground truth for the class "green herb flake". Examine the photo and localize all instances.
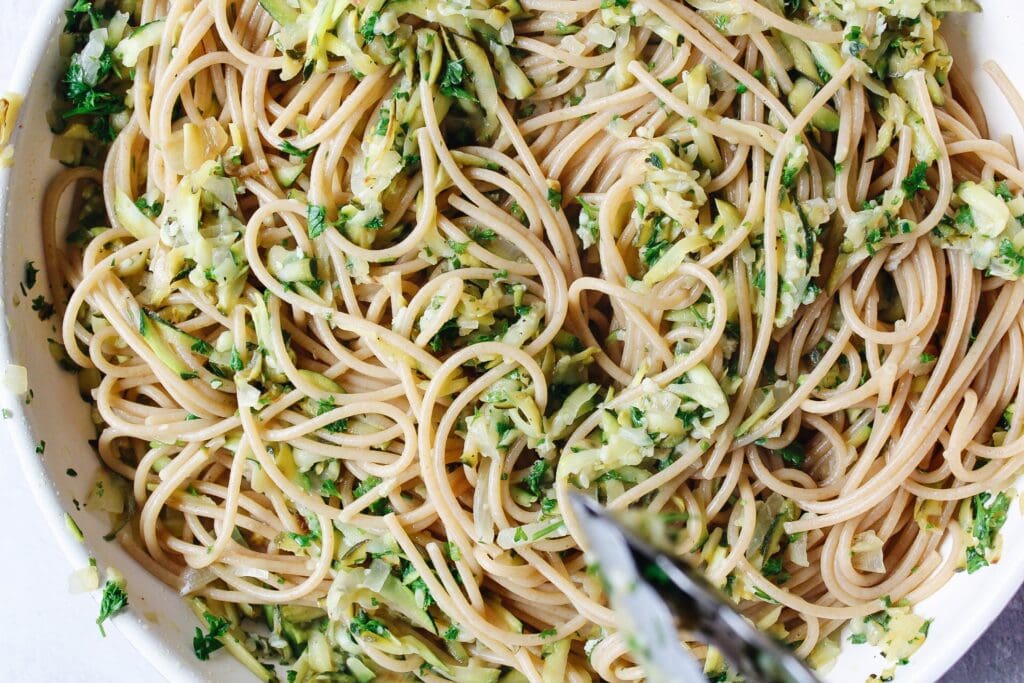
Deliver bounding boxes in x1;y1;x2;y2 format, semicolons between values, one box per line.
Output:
308;204;327;239
96;580;129;636
24;261;39;290
523;459;549;497
279;140;313;159
547;187;563;210
192;611;230;660
966;491;1011;573
440;59;478;103
901;162;930;197
359;12;379;43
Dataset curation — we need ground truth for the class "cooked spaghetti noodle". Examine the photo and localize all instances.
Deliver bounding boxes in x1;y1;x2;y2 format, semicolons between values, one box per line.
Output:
45;0;1024;680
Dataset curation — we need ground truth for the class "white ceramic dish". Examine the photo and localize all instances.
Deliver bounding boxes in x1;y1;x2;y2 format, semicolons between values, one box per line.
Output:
1;2;1022;681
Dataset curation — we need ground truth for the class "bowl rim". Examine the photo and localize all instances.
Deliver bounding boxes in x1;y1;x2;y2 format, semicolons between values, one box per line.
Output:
0;1;195;681
0;3;1022;683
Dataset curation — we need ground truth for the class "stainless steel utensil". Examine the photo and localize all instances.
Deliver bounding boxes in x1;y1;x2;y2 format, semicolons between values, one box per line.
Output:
569;492;820;683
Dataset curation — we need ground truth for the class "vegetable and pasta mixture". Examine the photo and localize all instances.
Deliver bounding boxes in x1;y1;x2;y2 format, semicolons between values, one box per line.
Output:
44;0;1024;680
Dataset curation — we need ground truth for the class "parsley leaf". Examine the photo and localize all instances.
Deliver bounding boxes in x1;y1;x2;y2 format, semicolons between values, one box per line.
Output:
279;140;313;159
134;196;163;218
966;491;1011;573
24;261;39;290
994;181;1014;201
781;165;799;189
762;556;784;576
321;479;340;497
32;295;55;320
955;204;975;230
547;187;563;209
523;460;549;497
96;580;128;636
308;203;327;239
65;0;100;33
192;611;230;660
354;476;391;515
63;49;124;123
901;162;930;197
229;347;244;373
469;227;496;242
359;12;379;43
775;443;805;467
350;609;390;637
440;59;478;103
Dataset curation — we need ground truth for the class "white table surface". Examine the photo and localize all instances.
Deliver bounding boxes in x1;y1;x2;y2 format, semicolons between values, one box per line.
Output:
1;2;1023;682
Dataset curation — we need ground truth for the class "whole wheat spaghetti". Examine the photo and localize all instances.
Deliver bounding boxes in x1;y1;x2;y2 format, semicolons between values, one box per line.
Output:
46;0;1024;680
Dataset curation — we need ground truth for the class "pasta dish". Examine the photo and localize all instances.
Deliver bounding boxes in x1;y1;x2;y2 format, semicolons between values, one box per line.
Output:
42;0;1024;680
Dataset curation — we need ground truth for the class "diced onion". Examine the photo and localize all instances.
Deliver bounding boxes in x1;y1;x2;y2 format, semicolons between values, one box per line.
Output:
851;530;886;573
69;565;101;594
584;23;616;48
178;567;216;595
363;558;391;592
0;364;27;395
236;379;261;408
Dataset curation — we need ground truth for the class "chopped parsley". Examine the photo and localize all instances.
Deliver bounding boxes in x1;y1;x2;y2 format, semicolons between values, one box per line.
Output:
229;347;244;373
955;204;975;230
901;162;930;197
994;181;1014;201
308;204;327;239
470;227;496;242
629;406;645;428
279;140;313;159
965;491;1011;573
192;611;230;660
32;295;56;320
24;261;39;290
440;59;477;103
62;41;125;142
522;459;549;498
350;609;390;637
359;12;379;43
65;0;100;32
96;580;129;636
547;187;563;209
781;165;799;189
354;476;391;515
321;479;340;497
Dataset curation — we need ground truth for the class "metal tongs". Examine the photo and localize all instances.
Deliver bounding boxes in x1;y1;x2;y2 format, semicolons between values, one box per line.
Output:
569;493;820;683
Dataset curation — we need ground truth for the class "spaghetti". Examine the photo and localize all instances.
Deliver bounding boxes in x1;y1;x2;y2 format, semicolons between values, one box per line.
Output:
45;0;1024;680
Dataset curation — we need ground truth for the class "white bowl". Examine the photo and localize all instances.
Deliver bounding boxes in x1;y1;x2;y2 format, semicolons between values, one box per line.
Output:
1;2;1022;681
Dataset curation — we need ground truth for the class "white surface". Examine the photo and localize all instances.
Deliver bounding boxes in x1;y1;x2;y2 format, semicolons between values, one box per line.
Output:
0;2;1022;683
0;5;157;681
